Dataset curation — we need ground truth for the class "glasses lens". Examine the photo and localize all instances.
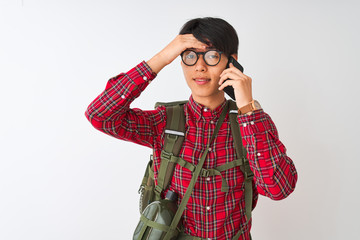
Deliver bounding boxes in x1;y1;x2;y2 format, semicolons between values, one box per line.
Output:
182;50;197;65
204;50;221;66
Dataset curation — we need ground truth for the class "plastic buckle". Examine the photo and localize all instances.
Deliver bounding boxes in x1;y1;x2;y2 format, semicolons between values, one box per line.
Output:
154;185;163;194
201;169;210;177
242;157;254;179
244;170;254;180
244;165;254;180
161;151;173;160
167;134;178;140
138;185;144;194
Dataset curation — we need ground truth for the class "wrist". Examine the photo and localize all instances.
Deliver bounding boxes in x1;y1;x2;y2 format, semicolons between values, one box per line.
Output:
146;53;168;74
237;98;253;109
238;100;262;115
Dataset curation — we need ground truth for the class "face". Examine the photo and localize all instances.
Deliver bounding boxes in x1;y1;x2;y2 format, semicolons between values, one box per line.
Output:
181;47;231;102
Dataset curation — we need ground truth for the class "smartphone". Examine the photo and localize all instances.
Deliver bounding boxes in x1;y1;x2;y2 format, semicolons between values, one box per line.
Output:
223;57;244;100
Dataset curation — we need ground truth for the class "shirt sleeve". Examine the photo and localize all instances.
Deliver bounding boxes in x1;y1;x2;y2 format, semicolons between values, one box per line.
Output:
237;109;298;200
85;61;167;148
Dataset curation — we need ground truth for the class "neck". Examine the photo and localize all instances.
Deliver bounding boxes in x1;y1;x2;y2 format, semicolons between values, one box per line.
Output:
192;92;226;111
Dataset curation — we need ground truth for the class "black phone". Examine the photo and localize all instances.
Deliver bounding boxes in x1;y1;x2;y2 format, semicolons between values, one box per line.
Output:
223;57;244;100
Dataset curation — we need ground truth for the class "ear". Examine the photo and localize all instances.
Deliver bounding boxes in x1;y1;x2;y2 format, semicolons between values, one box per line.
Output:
230;53;238;61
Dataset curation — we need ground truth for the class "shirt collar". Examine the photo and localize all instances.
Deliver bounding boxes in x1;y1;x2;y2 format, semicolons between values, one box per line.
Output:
186;95;227;121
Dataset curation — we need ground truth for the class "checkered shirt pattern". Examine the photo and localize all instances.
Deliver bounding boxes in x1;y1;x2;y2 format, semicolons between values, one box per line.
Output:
85;61;297;239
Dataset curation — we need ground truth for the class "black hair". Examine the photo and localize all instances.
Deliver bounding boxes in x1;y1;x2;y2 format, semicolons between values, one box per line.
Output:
179;17;239;57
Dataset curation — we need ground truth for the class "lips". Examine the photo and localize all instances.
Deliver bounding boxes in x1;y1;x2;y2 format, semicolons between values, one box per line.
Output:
193;78;210;85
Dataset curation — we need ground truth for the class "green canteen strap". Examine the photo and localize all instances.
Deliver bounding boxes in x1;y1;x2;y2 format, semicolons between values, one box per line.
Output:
136;214;180;239
163;101;230;240
139;214;171;232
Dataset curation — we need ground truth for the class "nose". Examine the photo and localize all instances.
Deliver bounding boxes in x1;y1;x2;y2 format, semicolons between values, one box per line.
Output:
195;54;207;72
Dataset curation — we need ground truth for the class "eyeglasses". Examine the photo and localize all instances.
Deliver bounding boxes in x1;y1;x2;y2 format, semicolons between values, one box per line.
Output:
180;50;223;66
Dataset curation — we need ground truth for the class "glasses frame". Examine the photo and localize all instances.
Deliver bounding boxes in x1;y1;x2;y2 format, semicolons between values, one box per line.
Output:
180;49;223;66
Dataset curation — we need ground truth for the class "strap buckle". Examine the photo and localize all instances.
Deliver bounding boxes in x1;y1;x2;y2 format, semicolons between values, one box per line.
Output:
161;150;173;160
201;169;210;177
243;158;254;180
244;170;254;180
138;185;144;194
154;185;163;194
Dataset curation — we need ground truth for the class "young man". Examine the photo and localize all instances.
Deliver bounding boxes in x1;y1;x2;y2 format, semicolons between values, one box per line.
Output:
85;17;297;240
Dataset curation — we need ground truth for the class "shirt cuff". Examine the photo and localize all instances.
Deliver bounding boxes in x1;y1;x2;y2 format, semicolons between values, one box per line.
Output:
237;109;267;135
126;60;157;86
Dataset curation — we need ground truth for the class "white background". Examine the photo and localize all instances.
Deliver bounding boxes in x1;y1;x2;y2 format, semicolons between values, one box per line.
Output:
0;0;359;239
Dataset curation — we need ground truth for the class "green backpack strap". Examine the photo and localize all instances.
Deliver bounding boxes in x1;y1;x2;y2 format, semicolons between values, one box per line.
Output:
228;100;254;239
154;100;187;200
155;100;188;108
138;155;156;213
163;101;230;240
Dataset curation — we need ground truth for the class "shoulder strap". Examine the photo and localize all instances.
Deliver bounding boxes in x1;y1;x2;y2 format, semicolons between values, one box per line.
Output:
154;101;187;200
155;100;188;108
228;100;254;239
163;101;230;240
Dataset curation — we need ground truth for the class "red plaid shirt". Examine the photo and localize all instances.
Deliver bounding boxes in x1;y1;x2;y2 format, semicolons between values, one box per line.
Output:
85;61;297;239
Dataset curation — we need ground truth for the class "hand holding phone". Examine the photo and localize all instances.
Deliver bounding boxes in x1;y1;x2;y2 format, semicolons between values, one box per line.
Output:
223;57;244;100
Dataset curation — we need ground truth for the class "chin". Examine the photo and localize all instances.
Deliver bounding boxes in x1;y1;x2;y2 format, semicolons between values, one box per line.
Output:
193;91;223;99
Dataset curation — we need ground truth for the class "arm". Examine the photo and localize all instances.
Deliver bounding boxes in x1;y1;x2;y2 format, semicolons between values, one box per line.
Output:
85;61;166;148
85;34;208;148
219;58;297;200
238;110;298;200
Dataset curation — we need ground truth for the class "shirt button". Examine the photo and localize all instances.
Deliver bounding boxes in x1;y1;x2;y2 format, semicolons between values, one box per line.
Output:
243;123;247;127
210;120;215;124
257;153;261;157
121;95;125;99
250;121;254;125
206;177;211;181
143;76;148;81
204;108;208;112
206;206;211;211
208;148;212;151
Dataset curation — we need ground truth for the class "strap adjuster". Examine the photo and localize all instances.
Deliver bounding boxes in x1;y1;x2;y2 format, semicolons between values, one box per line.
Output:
154;185;163;194
201;169;210;177
161;151;173;160
244;164;254;180
244;170;254;179
138;185;144;194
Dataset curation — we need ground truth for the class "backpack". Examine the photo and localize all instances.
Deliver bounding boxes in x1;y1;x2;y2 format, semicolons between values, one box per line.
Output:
137;100;254;239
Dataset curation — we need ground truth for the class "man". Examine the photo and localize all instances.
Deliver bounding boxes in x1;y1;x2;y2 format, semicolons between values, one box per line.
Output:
85;17;297;240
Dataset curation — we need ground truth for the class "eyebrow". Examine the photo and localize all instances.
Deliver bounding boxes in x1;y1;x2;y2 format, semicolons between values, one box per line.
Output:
186;47;217;51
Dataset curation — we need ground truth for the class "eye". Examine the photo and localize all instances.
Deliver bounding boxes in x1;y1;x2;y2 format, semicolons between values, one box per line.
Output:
208;54;219;59
206;51;220;59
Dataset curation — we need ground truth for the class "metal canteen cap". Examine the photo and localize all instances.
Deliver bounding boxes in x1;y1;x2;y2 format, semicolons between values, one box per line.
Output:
165;190;177;201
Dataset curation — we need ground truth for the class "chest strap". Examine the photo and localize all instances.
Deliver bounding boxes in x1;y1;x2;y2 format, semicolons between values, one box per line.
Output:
164;154;245;193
